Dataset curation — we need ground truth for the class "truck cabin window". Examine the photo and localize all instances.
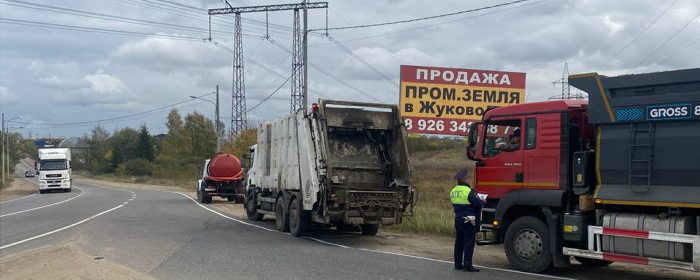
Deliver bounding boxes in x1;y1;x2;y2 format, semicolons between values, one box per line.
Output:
40;160;67;170
482;120;521;158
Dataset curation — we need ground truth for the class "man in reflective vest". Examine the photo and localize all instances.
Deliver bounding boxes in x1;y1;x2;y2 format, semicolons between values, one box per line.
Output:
450;168;484;272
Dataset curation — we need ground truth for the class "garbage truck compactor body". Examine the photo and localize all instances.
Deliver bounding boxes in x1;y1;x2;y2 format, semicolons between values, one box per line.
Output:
467;68;700;273
245;99;415;237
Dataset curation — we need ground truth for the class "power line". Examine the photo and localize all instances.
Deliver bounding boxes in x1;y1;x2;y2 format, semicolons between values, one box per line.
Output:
628;8;700;73
309;0;552;47
0;17;206;41
315;0;531;31
270;40;383;103
328;36;398;87
247;74;294;113
15;92;214;127
595;0;678;70
0;0;256;38
642;34;700;73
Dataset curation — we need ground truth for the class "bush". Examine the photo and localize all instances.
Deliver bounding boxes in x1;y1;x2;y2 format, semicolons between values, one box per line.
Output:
124;158;153;176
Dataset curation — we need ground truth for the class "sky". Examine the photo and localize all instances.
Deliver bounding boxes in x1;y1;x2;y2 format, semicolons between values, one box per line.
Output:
1;0;699;138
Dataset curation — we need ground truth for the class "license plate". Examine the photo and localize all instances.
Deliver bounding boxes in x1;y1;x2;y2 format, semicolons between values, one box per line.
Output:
205;188;216;192
49;185;61;188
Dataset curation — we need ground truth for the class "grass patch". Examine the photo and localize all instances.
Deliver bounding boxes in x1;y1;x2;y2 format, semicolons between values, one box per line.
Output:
388;148;474;237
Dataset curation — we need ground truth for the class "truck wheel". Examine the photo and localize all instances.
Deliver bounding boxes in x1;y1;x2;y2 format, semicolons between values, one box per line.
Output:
574;257;613;267
65;188;72;193
275;198;290;232
245;190;264;221
39;190;47;194
504;216;553;273
361;224;380;236
204;196;213;204
289;197;309;237
227;196;235;202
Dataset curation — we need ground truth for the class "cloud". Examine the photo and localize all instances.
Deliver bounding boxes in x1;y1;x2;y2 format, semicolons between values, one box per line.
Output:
0;86;17;105
84;69;131;95
112;34;228;71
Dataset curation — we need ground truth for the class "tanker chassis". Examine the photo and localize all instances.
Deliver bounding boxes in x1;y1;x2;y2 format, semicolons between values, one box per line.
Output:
244;99;415;237
467;68;700;273
197;153;246;204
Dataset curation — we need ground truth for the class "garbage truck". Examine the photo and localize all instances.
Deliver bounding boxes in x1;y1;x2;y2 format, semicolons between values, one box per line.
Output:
244;99;416;237
37;148;72;193
466;68;700;273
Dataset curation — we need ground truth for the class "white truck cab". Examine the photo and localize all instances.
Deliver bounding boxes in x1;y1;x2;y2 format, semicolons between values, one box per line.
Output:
37;148;72;193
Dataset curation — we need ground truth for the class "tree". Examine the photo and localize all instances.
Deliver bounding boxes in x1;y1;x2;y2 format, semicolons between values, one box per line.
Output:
109;127;140;167
161;109;192;158
223;128;257;159
136;124;155;161
184;111;217;159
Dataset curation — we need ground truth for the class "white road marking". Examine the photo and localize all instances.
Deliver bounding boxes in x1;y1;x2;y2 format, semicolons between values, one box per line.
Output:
0;193;37;204
0;187;86;218
0;204;125;250
174;191;574;280
176;193;275;232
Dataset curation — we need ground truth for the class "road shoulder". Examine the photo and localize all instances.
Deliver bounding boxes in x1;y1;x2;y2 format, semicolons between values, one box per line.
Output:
0;240;156;280
0;178;36;202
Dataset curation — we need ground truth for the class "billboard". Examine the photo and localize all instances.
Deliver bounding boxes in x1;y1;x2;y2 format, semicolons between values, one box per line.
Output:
399;65;526;135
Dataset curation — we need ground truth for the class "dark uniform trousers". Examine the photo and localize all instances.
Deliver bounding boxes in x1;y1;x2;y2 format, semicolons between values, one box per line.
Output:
454;213;476;268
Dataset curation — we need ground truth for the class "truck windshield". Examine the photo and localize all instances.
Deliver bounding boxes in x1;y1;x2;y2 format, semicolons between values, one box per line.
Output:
40;160;67;170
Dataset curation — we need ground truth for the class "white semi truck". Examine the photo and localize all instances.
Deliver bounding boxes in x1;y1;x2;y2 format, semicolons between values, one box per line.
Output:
37;148;72;193
245;99;416;237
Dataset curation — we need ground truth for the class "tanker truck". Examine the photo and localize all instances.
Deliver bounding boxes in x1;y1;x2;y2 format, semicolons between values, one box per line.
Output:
466;68;700;273
196;153;246;204
244;99;416;237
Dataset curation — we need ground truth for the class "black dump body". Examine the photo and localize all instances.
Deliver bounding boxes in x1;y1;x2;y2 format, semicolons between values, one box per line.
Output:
569;68;700;207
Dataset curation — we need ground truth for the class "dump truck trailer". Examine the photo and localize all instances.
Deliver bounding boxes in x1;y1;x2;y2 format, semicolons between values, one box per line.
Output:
466;68;700;273
245;99;415;237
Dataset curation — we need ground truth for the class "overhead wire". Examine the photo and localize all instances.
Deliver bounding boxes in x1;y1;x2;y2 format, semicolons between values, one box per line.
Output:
15;92;214;127
269;40;383;103
0;17;205;41
0;0;258;38
327;36;398;87
595;0;678;70
627;8;700;73
309;0;552;47
642;34;700;73
313;0;531;31
247;75;294;113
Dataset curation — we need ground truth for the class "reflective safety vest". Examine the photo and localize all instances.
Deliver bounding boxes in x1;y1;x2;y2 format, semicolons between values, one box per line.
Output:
450;184;472;205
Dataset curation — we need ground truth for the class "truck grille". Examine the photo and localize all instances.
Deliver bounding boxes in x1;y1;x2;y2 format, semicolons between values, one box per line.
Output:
46;174;62;178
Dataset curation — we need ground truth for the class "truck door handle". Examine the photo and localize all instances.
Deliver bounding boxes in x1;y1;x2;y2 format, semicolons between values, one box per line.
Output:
515;173;523;183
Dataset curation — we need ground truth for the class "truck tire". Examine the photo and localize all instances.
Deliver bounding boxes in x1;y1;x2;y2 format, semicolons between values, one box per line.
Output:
361;224;380;236
289;197;309;237
65;188;72;193
275;198;290;232
245;190;264;221
574;257;613;267
227;196;235;202
39;190;46;194
504;216;553;273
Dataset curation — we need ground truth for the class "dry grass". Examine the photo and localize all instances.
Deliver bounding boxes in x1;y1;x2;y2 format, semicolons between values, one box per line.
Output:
389;149;474;237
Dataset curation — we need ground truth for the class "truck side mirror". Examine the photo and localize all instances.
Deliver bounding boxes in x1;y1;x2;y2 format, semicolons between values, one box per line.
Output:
241;155;248;170
467;122;480;160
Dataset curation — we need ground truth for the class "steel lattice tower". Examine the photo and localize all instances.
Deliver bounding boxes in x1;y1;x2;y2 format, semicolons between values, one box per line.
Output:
290;9;304;113
549;63;586;100
231;13;247;137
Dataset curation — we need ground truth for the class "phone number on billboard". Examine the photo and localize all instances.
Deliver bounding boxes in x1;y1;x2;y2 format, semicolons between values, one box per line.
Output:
403;117;472;135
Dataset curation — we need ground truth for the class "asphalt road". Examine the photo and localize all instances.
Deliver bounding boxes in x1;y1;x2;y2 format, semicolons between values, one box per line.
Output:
0;164;571;280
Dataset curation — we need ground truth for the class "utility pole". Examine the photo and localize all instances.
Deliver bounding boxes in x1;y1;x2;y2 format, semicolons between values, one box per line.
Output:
215;85;221;152
303;0;309;111
1;113;4;184
208;1;328;114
